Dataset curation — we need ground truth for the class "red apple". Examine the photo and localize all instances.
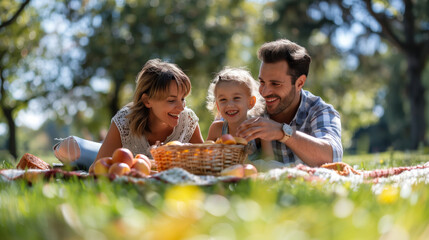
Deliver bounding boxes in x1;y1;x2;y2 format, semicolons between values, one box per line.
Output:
221;134;236;145
135;153;151;169
220;164;244;178
132;159;151;176
112;148;135;167
93;157;113;176
108;162;131;176
243;164;258;178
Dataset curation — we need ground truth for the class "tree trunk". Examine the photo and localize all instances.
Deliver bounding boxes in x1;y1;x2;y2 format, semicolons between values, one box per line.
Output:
0;68;17;159
109;80;121;118
407;52;425;149
403;0;427;149
3;107;17;159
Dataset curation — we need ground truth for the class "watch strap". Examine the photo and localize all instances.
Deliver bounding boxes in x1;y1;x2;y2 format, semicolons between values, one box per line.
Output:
280;133;290;143
280;123;292;143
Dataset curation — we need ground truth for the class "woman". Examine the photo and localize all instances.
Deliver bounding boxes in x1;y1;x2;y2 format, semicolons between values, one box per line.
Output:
92;59;203;169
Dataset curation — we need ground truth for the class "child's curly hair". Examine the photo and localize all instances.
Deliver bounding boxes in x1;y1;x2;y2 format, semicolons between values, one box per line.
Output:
206;67;265;119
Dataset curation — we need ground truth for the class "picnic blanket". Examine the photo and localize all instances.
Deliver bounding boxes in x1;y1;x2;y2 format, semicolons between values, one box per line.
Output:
2;162;429;191
0;169;89;182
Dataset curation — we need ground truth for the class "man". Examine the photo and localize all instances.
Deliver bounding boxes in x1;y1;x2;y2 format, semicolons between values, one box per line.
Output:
237;39;342;167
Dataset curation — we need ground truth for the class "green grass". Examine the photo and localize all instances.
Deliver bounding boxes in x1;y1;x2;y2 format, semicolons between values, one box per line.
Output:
1;151;429;240
344;150;429;169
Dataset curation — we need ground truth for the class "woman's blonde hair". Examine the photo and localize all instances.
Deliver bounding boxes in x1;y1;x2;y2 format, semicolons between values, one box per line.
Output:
127;59;191;136
206;67;264;119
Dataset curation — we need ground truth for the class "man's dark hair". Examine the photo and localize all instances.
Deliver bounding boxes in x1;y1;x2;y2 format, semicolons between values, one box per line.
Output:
257;39;311;84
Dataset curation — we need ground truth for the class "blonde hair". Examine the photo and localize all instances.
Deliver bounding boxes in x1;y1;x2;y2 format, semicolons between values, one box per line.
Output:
206;67;264;119
127;59;191;136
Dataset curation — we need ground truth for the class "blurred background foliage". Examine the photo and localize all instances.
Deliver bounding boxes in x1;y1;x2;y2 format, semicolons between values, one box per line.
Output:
0;0;428;161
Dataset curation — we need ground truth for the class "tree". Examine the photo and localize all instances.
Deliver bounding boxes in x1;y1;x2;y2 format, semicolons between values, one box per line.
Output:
0;0;30;29
0;0;82;158
72;0;251;136
359;0;429;149
0;0;45;158
262;0;429;150
259;0;384;148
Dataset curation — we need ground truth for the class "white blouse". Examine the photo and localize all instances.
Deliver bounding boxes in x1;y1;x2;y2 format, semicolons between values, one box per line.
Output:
112;106;199;157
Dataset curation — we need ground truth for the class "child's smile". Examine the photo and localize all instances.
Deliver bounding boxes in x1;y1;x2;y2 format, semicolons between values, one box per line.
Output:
215;81;252;125
226;110;239;117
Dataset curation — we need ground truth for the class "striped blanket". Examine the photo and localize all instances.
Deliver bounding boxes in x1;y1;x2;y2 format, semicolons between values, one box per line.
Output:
2;162;429;192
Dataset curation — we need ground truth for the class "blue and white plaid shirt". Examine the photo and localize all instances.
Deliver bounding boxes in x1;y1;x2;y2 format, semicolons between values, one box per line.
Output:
257;89;343;165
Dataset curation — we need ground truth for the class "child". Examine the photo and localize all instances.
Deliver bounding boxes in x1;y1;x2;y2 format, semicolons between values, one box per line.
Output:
206;67;273;159
90;59;204;170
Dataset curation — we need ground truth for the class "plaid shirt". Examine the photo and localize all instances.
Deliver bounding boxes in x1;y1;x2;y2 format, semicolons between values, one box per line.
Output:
256;90;343;165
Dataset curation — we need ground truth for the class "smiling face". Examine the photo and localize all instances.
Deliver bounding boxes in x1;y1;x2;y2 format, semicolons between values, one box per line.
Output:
258;61;302;120
144;80;186;128
215;81;255;125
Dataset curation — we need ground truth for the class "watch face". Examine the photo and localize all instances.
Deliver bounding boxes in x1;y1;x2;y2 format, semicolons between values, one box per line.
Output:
283;124;293;136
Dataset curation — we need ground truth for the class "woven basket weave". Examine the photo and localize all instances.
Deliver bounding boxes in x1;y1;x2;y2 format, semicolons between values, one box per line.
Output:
150;144;248;176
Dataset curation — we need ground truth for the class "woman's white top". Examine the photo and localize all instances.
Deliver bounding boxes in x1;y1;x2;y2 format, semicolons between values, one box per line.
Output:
112;106;199;157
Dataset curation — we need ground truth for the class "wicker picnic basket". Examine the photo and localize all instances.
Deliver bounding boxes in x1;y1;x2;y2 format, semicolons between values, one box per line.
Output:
150;143;248;176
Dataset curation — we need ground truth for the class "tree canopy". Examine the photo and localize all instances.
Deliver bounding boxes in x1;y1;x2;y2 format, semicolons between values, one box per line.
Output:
262;0;429;150
1;0;429;159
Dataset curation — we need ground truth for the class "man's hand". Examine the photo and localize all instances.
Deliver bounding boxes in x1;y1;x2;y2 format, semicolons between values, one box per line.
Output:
236;117;285;142
238;117;335;166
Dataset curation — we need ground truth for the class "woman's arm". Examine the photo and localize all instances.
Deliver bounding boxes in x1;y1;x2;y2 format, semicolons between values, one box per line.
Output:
189;124;204;143
89;122;122;173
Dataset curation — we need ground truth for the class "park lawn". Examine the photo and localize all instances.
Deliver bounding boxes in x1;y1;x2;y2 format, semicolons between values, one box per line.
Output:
1;152;429;240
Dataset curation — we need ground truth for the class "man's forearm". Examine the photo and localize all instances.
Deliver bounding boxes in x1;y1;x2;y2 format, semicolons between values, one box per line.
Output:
284;131;333;167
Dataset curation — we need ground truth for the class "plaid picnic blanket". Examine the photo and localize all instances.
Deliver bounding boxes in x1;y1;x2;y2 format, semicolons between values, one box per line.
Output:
2;162;429;190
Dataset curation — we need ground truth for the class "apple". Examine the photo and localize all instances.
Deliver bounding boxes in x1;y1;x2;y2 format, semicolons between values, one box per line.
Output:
220;164;245;178
243;164;258;177
108;162;131;176
135;153;151;169
220;134;236;145
203;140;216;144
93;157;113;176
234;137;248;145
132;159;151;176
112;148;135;167
165;140;183;146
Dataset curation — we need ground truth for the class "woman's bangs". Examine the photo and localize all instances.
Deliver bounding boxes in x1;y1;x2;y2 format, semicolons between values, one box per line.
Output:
149;73;172;100
177;77;191;97
151;87;170;100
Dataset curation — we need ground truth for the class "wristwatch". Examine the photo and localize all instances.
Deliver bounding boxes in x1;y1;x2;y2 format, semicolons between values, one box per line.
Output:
280;123;293;143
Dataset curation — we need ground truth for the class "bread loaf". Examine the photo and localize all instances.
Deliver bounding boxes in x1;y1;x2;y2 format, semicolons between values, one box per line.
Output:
16;153;51;170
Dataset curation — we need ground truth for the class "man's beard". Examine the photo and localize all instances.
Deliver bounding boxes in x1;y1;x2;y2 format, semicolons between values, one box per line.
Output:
265;87;296;117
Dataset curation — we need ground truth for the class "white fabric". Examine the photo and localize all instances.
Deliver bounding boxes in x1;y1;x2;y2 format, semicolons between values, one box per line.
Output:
53;136;80;163
53;136;102;170
112;106;199;157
